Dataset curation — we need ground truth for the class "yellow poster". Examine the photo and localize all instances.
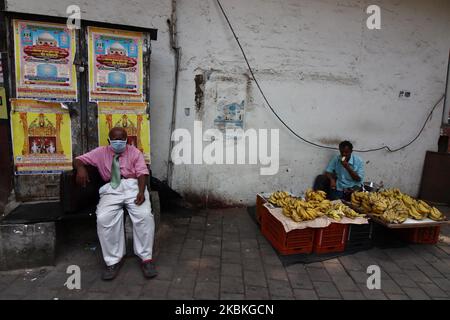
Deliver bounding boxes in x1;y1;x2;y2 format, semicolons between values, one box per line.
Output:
10;99;73;174
0;87;7;119
97;102;150;163
13;20;78;101
88;27;144;102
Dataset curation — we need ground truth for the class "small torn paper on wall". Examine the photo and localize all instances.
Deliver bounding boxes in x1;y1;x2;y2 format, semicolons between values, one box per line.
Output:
203;73;248;141
214;100;245;131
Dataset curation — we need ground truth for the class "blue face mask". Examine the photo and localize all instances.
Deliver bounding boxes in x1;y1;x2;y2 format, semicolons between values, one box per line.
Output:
109;139;127;153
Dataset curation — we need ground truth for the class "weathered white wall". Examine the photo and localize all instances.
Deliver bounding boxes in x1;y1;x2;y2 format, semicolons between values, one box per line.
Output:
6;0;450;206
171;0;450;206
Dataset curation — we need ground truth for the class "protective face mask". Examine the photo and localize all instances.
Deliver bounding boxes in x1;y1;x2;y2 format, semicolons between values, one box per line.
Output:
109;140;127;153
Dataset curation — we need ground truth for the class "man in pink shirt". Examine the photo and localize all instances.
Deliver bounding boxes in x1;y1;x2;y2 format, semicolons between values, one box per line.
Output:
74;127;157;280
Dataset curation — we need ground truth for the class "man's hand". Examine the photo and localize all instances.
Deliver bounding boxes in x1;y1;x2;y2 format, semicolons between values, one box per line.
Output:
341;159;350;169
135;191;145;206
75;166;90;187
341;158;362;182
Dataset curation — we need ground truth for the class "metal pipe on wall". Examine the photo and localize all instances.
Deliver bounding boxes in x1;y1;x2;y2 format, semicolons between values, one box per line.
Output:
166;0;180;188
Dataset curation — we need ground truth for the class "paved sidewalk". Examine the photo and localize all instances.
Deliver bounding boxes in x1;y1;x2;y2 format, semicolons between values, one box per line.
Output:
1;207;450;300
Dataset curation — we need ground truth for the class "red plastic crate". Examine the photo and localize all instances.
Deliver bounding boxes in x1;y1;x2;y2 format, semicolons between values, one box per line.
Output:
314;223;349;254
261;206;315;255
256;194;268;225
400;226;440;244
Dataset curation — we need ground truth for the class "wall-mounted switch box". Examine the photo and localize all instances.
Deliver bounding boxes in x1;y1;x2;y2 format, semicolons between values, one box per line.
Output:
399;90;411;98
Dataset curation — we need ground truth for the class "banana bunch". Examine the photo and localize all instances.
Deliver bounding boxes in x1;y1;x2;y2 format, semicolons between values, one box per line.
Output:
407;205;425;220
379;207;408;224
429;207;445;221
270;190;367;223
380;188;403;200
413;198;445;221
403;197;444;221
368;193;387;214
268;191;331;222
351;191;372;213
282;197;325;222
326;202;365;221
351;188;446;222
416;200;432;214
337;202;365;219
268;191;320;222
313;199;333;212
372;198;388;215
305;189;327;202
397;194;426;220
326;209;344;221
350;191;362;207
366;197;409;224
268;191;291;207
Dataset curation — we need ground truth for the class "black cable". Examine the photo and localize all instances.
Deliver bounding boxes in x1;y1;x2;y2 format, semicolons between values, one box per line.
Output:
216;0;445;153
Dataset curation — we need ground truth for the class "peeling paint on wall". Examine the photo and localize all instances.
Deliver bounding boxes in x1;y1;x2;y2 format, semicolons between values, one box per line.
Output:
194;73;205;120
317;138;344;146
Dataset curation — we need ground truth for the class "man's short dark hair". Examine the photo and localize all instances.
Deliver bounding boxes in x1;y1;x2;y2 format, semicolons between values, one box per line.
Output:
339;140;353;150
108;127;128;139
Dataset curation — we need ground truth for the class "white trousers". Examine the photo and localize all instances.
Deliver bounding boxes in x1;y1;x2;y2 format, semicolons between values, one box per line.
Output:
96;178;154;266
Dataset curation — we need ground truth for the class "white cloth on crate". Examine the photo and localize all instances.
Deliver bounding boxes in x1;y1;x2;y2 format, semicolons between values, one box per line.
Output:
96;178;154;266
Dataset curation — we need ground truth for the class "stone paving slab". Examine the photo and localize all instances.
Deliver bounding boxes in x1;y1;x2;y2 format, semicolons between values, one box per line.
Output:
0;207;449;300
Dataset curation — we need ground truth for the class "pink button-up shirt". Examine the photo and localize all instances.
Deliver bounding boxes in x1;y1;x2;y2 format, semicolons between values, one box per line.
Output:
76;145;149;182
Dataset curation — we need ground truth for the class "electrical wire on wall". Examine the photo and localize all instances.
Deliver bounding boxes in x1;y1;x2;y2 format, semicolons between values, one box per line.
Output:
215;0;446;153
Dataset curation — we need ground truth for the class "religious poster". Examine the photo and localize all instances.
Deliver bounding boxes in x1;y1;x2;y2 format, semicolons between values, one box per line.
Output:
10;99;73;174
13;20;77;101
88;27;144;102
97;102;150;163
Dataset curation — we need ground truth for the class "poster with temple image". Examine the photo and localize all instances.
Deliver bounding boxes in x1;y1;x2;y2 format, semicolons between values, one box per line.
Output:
97;102;150;164
88;27;144;102
10;99;73;174
13;20;77;101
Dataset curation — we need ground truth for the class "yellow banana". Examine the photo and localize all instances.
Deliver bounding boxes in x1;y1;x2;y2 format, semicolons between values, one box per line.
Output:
409;206;423;220
429;207;444;221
